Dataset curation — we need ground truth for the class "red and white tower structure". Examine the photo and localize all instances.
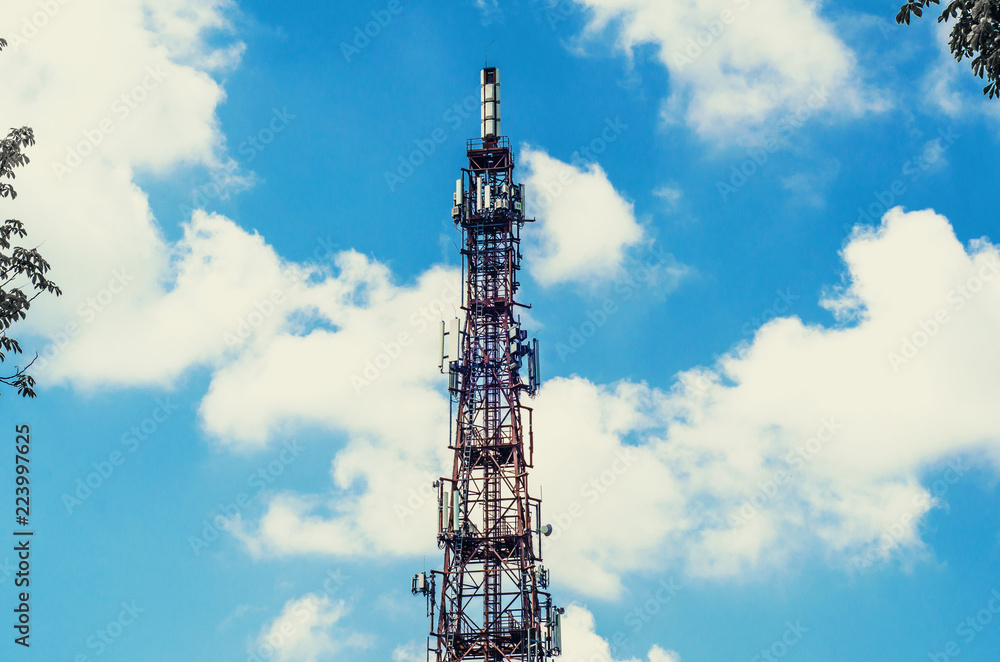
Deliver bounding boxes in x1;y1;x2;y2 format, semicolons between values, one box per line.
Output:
412;65;563;662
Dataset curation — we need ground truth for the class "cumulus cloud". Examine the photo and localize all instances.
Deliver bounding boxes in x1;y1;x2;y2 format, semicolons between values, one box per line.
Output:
562;605;681;662
0;0;246;372
253;594;368;662
36;211;306;386
0;0;456;557
534;208;1000;593
141;0;246;71
521;146;646;287
199;260;458;448
230;208;1000;604
7;0;998;615
212;260;460;558
567;0;884;141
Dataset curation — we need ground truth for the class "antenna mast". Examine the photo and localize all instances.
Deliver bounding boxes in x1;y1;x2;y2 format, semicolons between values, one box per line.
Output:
412;65;562;662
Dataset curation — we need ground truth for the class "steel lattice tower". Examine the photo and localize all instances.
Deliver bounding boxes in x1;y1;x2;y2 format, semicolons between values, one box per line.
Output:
412;66;563;662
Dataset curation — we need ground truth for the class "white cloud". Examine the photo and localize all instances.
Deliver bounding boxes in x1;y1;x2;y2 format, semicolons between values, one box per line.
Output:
227;208;1000;600
199;260;458;449
521;146;646;287
562;605;681;662
140;0;246;71
533;208;1000;593
253;594;367;662
921;22;1000;123
392;641;426;662
922;23;967;117
211;261;459;559
779;159;840;208
220;207;1000;606
475;0;503;25
567;0;885;141
38;167;989;603
38;210;305;386
653;185;683;211
0;0;245;372
1;0;457;557
217;603;264;632
648;647;682;662
7;0;1000;614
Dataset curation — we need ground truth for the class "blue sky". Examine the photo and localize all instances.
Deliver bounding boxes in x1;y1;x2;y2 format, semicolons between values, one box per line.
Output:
2;0;1000;660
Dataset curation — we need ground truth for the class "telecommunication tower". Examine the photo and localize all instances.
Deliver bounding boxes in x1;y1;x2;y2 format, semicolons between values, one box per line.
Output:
411;66;563;662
